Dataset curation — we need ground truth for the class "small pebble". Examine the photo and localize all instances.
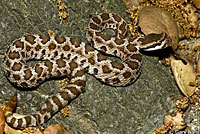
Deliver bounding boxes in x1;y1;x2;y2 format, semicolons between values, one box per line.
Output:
26;93;33;101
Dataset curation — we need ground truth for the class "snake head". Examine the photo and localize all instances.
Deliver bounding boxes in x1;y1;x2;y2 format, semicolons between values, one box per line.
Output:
135;32;172;51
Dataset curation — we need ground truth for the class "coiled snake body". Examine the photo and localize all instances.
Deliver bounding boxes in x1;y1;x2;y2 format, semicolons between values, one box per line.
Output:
2;13;171;129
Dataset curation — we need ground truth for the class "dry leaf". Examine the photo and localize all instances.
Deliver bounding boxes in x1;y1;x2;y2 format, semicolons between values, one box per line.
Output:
151;124;172;134
138;6;179;51
22;126;43;134
122;0;140;8
44;124;69;134
0;108;5;134
164;113;186;130
192;0;200;8
185;4;199;31
170;58;196;97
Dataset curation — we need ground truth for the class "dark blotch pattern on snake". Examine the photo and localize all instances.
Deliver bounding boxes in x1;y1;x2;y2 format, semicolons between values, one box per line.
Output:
2;13;171;129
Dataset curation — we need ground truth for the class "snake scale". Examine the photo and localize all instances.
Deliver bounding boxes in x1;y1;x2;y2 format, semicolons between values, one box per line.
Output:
2;13;171;129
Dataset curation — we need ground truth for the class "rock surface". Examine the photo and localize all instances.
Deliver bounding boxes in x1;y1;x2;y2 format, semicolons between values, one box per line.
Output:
0;0;181;133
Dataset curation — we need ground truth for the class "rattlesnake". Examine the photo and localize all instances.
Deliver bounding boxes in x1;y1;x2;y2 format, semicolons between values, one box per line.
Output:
2;13;171;129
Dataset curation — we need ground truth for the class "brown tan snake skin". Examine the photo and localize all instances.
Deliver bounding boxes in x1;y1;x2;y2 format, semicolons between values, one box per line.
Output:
2;13;171;129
